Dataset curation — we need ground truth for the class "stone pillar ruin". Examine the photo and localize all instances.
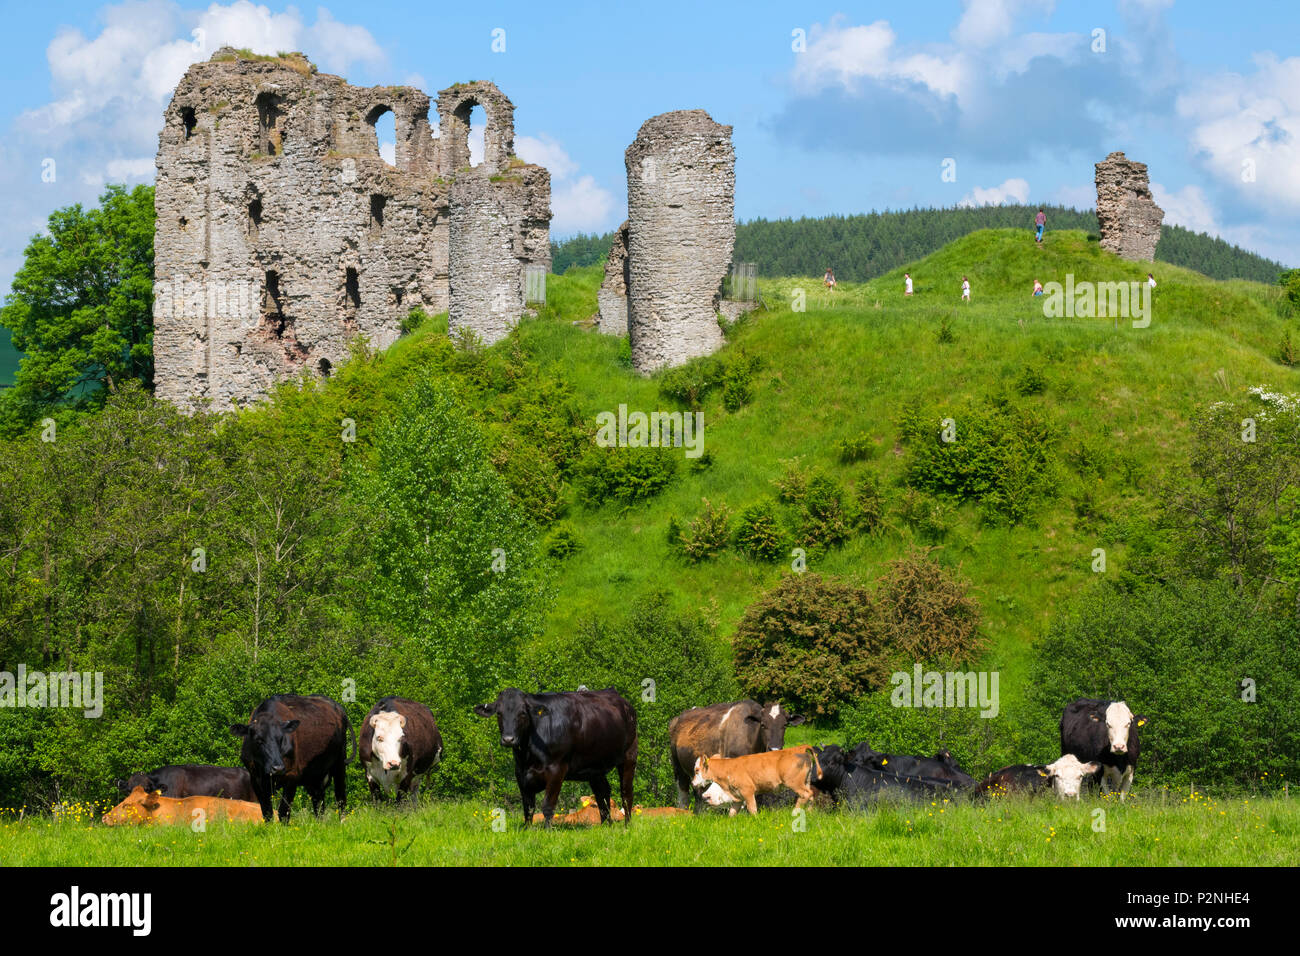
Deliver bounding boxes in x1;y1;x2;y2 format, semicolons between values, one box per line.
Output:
596;221;630;335
624;110;735;374
448;164;551;345
1095;151;1164;261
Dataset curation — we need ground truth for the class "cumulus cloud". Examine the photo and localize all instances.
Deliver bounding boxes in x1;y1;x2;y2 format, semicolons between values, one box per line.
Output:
1151;182;1218;234
958;177;1030;207
516;135;617;235
1176;53;1300;212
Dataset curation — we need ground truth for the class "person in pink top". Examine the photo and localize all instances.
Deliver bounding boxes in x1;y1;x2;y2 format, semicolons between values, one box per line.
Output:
1035;209;1046;243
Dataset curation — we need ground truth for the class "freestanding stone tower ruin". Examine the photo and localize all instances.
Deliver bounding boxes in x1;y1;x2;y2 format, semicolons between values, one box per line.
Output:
596;221;630;335
623;110;735;373
1095;151;1164;262
153;48;550;409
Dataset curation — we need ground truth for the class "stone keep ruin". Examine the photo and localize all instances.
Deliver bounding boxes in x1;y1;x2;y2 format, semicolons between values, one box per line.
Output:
1095;151;1164;262
605;110;735;375
153;48;550;410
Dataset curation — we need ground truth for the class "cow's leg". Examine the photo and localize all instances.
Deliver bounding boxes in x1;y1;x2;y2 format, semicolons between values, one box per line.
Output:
671;751;693;811
618;759;635;826
367;776;385;802
252;775;275;823
745;791;759;815
403;774;420;805
333;757;347;813
519;779;538;827
540;770;567;829
306;781;326;816
278;784;296;824
590;775;613;824
1119;765;1133;801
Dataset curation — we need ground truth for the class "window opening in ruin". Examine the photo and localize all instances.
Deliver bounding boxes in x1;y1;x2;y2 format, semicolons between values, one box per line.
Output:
368;106;397;167
319;358;332;377
262;270;286;335
392;287;404;307
467;104;486;167
256;92;287;156
181;107;197;140
345;268;361;308
370;194;386;231
248;196;262;238
178;217;188;230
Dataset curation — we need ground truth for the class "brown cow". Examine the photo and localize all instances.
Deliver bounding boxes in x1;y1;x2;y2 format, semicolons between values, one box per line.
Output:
358;696;444;802
669;700;805;811
231;694;354;823
530;797;691;826
690;746;821;815
102;786;265;826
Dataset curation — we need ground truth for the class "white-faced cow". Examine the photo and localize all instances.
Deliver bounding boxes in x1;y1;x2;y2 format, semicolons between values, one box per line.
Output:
1043;754;1102;799
1060;698;1145;800
474;687;638;829
231;694;355;823
358;696;444;803
669;700;805;811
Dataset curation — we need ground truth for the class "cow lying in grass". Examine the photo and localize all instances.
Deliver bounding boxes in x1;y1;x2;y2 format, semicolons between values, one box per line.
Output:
530;796;691;826
812;744;963;805
102;786;266;826
691;746;822;815
973;756;1102;800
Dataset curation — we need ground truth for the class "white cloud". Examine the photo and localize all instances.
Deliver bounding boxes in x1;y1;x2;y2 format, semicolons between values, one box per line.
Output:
1151;182;1218;234
516;134;578;179
516;135;616;235
792;16;970;102
958;177;1030;206
1176;53;1300;212
953;0;1055;50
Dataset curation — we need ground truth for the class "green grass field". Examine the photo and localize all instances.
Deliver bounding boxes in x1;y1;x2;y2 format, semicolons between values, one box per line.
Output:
5;790;1295;866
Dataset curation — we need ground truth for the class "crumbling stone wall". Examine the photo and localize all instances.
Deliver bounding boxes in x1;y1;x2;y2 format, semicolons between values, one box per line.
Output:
449;164;551;345
596;220;630;335
153;48;548;410
624;110;734;374
436;82;516;176
1095;151;1164;262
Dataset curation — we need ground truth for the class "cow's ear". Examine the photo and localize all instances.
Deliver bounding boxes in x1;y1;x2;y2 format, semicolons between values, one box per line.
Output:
473;702;496;717
230;723;250;737
744;713;760;723
369;714;382;728
1136;717;1147;727
397;715;407;728
1089;713;1100;721
786;714;806;727
282;719;300;733
534;704;547;717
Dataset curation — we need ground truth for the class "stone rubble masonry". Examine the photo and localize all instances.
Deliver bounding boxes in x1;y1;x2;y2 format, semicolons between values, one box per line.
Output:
153;48;549;410
1094;151;1164;262
596;220;631;335
449;163;551;345
624;110;735;374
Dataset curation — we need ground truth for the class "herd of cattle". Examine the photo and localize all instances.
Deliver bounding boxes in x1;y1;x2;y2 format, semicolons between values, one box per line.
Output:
102;689;1147;828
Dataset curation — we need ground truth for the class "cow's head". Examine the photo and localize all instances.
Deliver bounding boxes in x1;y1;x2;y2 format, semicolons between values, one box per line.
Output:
369;711;407;771
812;745;847;791
1045;754;1101;799
1101;701;1142;755
231;715;300;777
690;755;714;790
848;741;883;768
756;702;805;751
934;748;956;766
115;772;153;796
102;786;163;826
699;781;735;808
474;689;536;748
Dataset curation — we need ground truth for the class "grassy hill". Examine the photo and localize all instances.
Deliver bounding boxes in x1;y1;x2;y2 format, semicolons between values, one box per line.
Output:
502;229;1297;709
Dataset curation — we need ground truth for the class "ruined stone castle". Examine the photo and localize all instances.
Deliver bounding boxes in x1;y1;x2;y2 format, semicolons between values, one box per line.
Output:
153;48;550;410
1095;151;1164;262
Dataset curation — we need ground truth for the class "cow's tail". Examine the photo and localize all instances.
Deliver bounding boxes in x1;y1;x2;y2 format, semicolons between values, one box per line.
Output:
344;712;357;763
806;749;823;782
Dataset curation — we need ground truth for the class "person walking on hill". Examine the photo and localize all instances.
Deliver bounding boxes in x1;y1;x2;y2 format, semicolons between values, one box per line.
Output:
962;276;971;302
904;272;913;296
824;267;837;290
1035;208;1047;243
1032;278;1044;297
1147;272;1157;291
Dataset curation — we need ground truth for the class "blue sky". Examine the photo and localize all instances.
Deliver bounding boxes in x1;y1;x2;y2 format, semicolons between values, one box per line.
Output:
0;0;1296;298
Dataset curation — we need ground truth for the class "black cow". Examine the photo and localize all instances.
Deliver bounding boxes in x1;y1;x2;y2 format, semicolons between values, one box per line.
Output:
973;764;1053;799
475;687;637;828
813;744;961;805
847;741;976;787
669;700;805;812
115;765;254;801
1060;698;1145;800
231;694;355;823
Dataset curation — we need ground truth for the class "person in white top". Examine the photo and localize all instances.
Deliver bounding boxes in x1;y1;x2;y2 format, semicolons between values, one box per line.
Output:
1147;273;1156;290
961;276;971;301
824;268;836;289
904;273;913;296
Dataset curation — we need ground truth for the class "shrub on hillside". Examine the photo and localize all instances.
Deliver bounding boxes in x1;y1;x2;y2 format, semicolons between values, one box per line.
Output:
576;445;678;505
733;573;890;720
898;396;1058;523
733;501;785;561
1027;580;1300;790
670;499;732;563
838;433;878;463
794;473;854;554
876;550;985;667
854;474;887;534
